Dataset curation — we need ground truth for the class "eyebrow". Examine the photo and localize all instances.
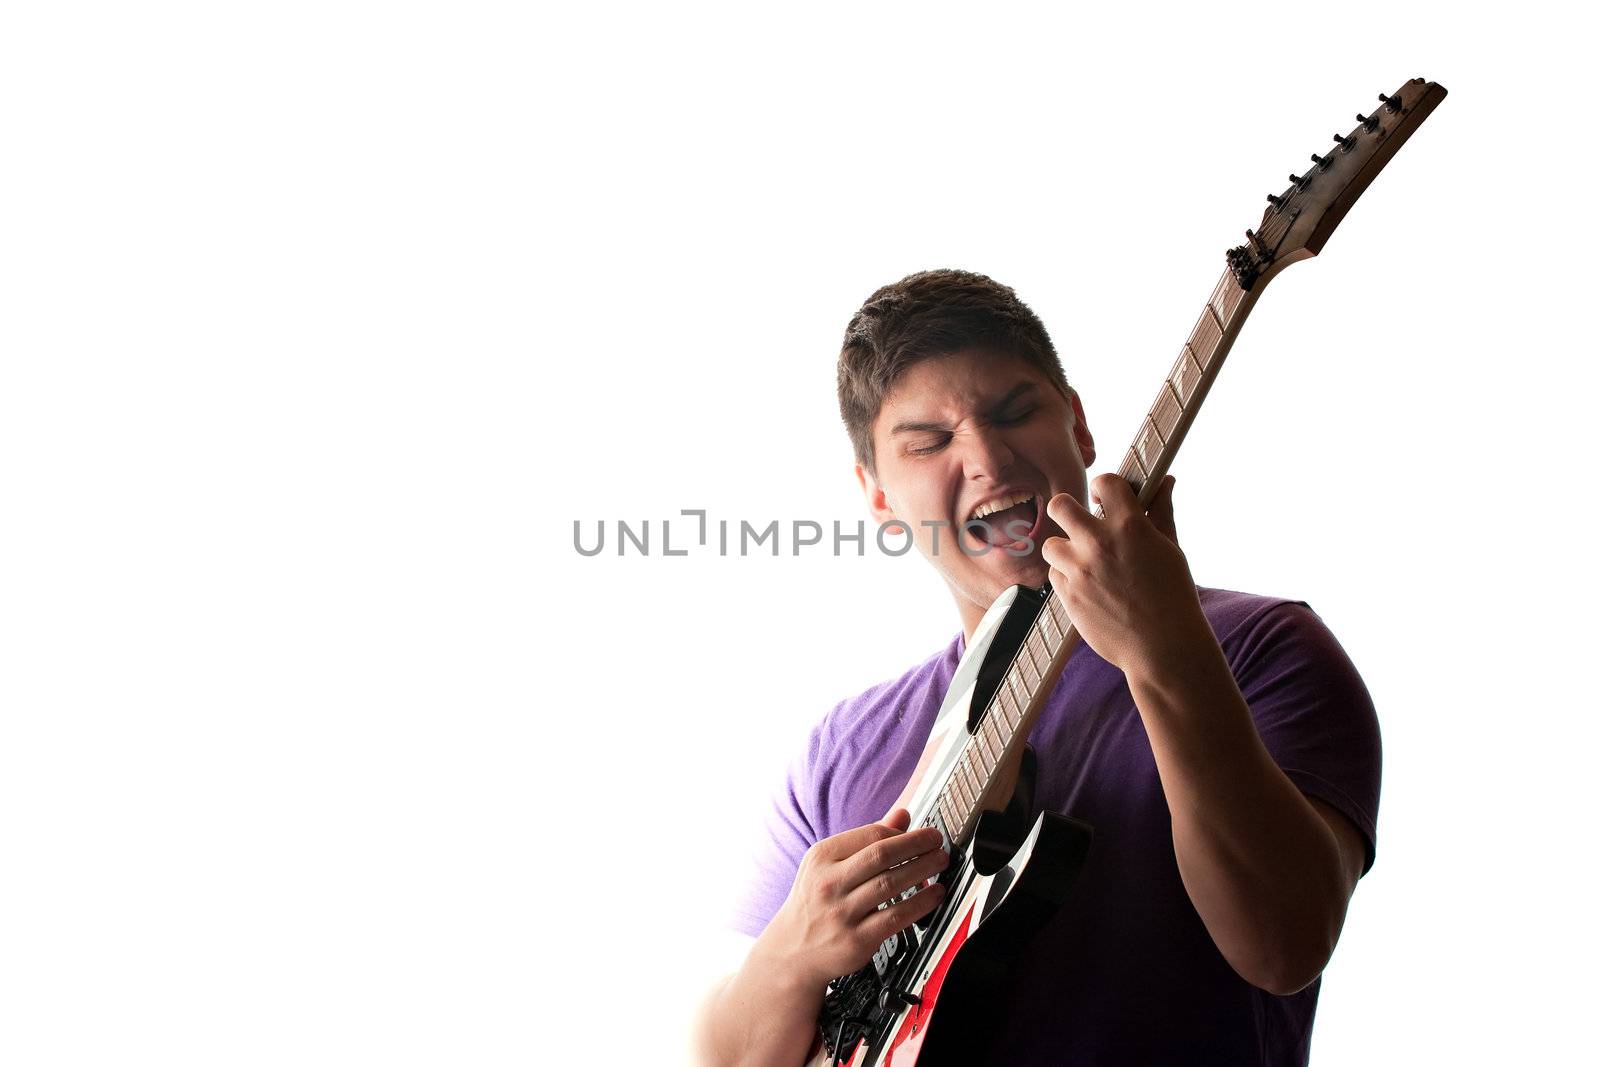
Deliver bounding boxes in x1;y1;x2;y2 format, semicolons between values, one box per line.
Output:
888;382;1040;436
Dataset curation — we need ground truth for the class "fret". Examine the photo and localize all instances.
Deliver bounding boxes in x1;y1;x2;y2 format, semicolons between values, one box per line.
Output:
965;757;988;809
992;694;1017;735
947;788;969;831
991;713;1014;754
997;689;1020;729
1188;307;1223;369
986;716;1008;760
1121;449;1146;484
1048;593;1067;630
1006;671;1028;716
952;764;976;810
947;761;967;809
1022;634;1044;677
1037;609;1057;648
1016;653;1038;690
1210;273;1245;325
944;793;967;832
1172;345;1203;404
1009;688;1026;728
977;720;999;765
1135;418;1163;473
1152;387;1182;442
969;733;994;777
960;752;985;795
1161;378;1186;417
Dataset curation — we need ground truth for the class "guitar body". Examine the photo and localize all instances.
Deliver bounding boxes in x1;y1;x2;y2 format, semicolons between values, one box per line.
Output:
807;587;1093;1067
812;811;1092;1067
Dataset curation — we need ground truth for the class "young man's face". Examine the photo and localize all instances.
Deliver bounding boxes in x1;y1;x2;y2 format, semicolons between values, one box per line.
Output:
857;349;1096;633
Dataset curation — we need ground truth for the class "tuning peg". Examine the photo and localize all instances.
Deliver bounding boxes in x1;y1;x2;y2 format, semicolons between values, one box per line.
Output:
1332;133;1355;151
1357;112;1380;132
1266;193;1284;208
1288;173;1302;184
1378;92;1403;112
1245;228;1271;255
1310;152;1328;168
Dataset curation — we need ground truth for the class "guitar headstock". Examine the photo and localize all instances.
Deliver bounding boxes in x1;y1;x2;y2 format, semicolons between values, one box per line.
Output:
1226;77;1448;291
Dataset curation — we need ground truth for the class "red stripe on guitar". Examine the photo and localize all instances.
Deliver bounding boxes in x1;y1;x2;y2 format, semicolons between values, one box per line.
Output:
814;902;977;1067
880;901;976;1066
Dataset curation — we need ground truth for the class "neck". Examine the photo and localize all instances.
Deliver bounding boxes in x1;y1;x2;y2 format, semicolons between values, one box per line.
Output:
957;599;984;647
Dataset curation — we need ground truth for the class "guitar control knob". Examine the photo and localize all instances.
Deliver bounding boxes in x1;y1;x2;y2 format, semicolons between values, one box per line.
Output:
878;986;922;1011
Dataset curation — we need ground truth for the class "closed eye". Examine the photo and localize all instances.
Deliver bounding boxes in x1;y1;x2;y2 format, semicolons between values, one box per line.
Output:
992;406;1037;427
907;407;1036;456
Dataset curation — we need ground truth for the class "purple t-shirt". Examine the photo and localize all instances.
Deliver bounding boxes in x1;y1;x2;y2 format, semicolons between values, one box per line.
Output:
733;586;1381;1066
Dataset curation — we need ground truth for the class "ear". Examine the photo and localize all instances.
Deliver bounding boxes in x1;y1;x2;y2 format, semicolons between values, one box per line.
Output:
1067;389;1096;467
856;461;897;525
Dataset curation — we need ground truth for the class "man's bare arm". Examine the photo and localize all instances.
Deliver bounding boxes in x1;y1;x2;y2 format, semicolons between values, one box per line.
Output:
1125;641;1365;994
1044;473;1367;994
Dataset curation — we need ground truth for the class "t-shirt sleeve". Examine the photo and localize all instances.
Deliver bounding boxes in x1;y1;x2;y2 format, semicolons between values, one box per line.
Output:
1225;602;1382;874
729;713;831;937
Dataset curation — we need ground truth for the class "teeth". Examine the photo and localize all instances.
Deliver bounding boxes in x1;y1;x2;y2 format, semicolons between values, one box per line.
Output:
971;492;1034;521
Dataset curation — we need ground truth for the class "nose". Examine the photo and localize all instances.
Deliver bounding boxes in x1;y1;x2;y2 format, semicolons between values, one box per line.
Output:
959;422;1014;481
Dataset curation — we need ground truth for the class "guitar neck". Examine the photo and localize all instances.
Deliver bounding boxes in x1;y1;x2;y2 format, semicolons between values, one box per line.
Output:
936;267;1268;845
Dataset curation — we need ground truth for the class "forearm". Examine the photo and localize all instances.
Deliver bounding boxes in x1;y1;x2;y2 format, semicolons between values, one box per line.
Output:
1127;634;1349;995
693;933;824;1067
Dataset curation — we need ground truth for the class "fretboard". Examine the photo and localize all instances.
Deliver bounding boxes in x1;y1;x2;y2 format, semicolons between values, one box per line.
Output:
934;267;1261;845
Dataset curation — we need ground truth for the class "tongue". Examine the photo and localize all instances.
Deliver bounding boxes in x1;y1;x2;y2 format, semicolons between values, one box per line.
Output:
977;500;1036;544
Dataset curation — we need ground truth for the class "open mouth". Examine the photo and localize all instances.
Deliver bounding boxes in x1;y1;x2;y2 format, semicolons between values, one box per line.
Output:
966;493;1043;551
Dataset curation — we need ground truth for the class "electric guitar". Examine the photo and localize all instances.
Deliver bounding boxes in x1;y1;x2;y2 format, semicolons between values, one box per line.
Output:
808;76;1448;1067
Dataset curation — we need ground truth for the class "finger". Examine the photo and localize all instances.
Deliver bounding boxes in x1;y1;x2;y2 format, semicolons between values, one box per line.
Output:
1045;490;1096;540
880;807;912;833
838;825;946;890
845;842;951;914
860;882;948;944
1040;532;1074;572
1146;475;1179;545
1090;472;1140;520
813;818;912;863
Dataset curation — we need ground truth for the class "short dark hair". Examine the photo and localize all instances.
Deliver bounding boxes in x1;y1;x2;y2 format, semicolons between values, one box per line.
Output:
837;268;1070;473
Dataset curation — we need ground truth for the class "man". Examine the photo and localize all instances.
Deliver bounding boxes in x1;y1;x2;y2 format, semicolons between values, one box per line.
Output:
693;269;1380;1065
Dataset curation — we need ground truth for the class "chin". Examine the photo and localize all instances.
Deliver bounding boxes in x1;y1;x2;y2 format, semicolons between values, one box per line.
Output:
975;552;1050;595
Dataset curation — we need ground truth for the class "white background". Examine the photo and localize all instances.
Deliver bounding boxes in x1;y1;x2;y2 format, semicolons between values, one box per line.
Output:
3;2;1595;1063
